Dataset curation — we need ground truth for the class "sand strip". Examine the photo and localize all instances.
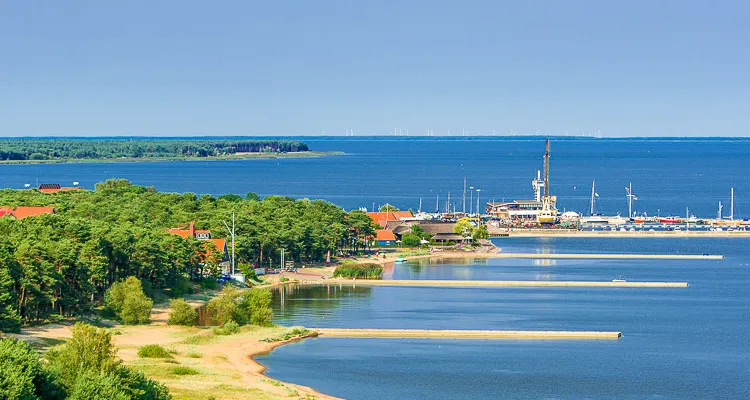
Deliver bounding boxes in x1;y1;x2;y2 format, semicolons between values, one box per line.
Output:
318;279;688;288
493;253;722;260
315;328;622;340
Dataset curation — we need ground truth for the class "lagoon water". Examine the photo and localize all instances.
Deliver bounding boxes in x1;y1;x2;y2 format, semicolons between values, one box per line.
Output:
1;137;749;218
260;237;750;399
3;137;750;398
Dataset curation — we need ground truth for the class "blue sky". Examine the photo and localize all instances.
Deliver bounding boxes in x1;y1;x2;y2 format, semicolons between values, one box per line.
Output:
1;1;748;137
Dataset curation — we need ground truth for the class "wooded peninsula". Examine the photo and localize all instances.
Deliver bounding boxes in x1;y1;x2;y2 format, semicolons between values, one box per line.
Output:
0;139;321;163
0;179;377;331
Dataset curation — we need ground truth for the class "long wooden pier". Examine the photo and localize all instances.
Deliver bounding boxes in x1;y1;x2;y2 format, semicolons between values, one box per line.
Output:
320;279;688;288
314;328;622;340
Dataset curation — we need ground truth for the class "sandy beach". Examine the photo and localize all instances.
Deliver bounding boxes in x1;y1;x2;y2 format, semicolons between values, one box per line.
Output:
11;322;339;400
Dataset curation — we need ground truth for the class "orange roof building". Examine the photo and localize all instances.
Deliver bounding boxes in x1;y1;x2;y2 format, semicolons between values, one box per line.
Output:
0;206;55;219
37;183;83;193
168;222;212;240
169;222;227;260
374;229;397;245
366;211;413;228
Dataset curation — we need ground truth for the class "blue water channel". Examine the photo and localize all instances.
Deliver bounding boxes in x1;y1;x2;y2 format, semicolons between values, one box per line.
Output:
258;237;750;399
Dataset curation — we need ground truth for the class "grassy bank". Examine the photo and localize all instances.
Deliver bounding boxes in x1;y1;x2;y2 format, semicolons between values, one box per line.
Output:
332;263;383;279
12;323;332;400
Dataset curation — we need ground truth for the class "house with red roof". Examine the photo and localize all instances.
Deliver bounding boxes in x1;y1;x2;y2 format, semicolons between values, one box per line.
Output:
0;206;55;219
37;183;82;194
375;229;397;246
366;210;413;229
169;222;228;262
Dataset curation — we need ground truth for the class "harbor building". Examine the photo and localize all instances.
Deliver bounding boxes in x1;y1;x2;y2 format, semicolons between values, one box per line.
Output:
486;142;558;226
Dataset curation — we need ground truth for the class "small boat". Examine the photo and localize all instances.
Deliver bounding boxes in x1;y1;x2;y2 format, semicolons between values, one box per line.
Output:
394;257;407;263
659;217;680;224
612;279;627;283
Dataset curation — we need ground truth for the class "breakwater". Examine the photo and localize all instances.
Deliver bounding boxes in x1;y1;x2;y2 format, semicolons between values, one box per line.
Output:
493;253;723;260
319;279;688;288
314;328;622;340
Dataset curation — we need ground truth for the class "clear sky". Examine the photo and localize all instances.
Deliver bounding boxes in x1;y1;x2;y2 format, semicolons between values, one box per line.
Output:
1;1;748;137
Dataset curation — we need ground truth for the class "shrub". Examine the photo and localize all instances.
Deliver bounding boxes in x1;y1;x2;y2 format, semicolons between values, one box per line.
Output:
401;233;421;247
206;287;274;327
105;277;153;325
48;323;120;388
198;278;217;290
114;366;171;400
167;299;198;326
213;320;240;336
238;264;257;282
260;327;317;343
206;286;242;325
45;323;171;399
244;288;273;326
333;263;383;279
137;345;172;359
169;275;194;298
120;293;153;325
186;352;202;358
0;337;64;400
171;366;199;376
69;370;129;400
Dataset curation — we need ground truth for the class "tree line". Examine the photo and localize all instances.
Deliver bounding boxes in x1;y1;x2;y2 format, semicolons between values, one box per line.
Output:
0;179;376;332
0;139;309;161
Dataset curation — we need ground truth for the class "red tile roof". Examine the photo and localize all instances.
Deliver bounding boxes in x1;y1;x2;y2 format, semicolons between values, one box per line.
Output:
10;206;55;219
201;238;227;260
169;222;197;238
366;211;413;228
169;229;192;238
375;229;396;241
37;183;83;193
392;211;413;220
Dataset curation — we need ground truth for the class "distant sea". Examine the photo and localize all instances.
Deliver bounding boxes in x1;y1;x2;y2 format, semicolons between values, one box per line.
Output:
1;136;749;217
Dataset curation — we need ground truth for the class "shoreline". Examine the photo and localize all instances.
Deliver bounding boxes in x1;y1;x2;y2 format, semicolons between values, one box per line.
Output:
10;322;340;400
0;150;343;165
244;334;342;400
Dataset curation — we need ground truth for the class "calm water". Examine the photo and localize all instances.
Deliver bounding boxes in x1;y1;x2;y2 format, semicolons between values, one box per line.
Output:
5;138;749;397
1;137;749;218
258;237;750;399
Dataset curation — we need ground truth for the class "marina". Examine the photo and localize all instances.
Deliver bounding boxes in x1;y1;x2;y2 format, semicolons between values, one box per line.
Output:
362;139;750;240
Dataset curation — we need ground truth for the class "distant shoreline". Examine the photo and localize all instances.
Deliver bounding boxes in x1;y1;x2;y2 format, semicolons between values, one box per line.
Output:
0;150;343;165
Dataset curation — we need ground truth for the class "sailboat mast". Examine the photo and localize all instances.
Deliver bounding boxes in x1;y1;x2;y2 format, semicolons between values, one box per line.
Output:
543;139;550;198
463;177;467;214
627;182;633;218
730;187;734;220
590;180;595;215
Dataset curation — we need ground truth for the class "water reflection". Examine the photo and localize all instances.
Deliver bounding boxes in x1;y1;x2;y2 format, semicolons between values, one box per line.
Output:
271;284;374;323
532;259;558;267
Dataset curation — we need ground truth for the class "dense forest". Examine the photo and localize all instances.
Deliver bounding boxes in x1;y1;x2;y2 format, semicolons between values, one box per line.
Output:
0;139;309;161
0;180;376;332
